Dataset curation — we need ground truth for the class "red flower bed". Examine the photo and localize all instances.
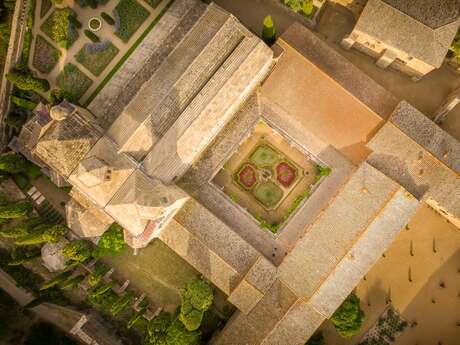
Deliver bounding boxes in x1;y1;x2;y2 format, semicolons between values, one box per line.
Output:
276;162;297;187
238;164;257;188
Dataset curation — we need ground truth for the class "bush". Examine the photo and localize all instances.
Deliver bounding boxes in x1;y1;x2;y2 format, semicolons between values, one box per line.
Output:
305;332;325;345
84;29;100;43
145;313;201;345
60;274;85;289
0;201;32;219
165;320;201;345
6;70;50;92
331;293;364;338
94;223;126;257
0;217;42;238
179;279;213;331
110;291;134;316
262;15;276;45
0;152;28;173
11;95;37;110
87;262;109;286
15;224;67;246
61;240;93;263
41;8;79;49
281;0;314;17
8;246;41;266
40;271;72;290
101;12;115;25
68;15;82;29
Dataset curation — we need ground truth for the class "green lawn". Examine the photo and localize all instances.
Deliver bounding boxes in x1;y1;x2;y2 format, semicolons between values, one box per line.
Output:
40;9;79;49
113;0;150;42
250;145;279;167
32;35;60;74
75;41;119;76
40;0;52;18
56;63;93;102
144;0;162;9
253;182;284;208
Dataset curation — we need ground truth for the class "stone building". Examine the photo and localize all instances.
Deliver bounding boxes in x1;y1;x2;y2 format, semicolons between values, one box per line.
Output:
13;1;460;344
341;0;460;79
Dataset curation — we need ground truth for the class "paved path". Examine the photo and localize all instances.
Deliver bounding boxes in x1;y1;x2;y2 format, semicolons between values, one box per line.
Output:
29;0;170;103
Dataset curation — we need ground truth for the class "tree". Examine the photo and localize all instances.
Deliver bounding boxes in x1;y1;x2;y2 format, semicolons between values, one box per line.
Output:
0;217;42;238
330;293;364;338
15;224;67;246
61;240;93;263
127;307;146;329
165;320;200;345
110;291;134;316
60;274;85;289
0;201;32;219
145;313;201;345
179;279;213;331
145;312;171;345
40;270;72;290
93;223;126;257
262;15;276;45
0;152;27;173
87;262;109;287
6;70;50;92
305;332;325;345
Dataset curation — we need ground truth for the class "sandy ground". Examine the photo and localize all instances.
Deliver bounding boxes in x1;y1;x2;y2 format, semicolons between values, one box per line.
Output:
318;203;460;345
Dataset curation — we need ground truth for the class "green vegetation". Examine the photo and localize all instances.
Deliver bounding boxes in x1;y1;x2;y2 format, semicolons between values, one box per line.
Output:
60;274;85;289
113;0;149;42
101;12;115;25
40;270;72;290
19;0;35;69
284;188;310;220
15;224;68;246
0;217;42;238
110;291;134;316
0;152;27;173
262;15;276;45
8;246;41;266
11;95;37;110
145;312;201;345
87;262;110;286
84;0;174;106
281;0;315;17
315;165;331;182
40;8;79;49
40;0;52;18
84;29;100;43
0;0;15;71
250;145;279;167
253;182;283;208
0;201;32;219
449;29;460;63
76;0;109;9
75;42;119;76
32;35;60;74
144;0;161;9
331;293;364;338
305;332;325;345
68;15;82;29
179;279;213;331
6;70;50;92
93;223;126;257
56;63;93;102
61;239;93;264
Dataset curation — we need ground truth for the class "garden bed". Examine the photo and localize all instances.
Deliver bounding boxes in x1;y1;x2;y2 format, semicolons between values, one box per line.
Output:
56;63;93;102
113;0;150;42
40;0;52;18
40;9;79;49
75;41;119;76
32;35;60;74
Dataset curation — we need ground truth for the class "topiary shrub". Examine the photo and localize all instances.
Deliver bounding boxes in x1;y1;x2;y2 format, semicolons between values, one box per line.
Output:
6;70;50;92
15;224;68;246
93;223;126;258
61;239;94;264
0;201;32;219
84;29;100;43
262;15;276;45
101;12;115;25
179;279;213;331
331;293;364;338
68;15;82;29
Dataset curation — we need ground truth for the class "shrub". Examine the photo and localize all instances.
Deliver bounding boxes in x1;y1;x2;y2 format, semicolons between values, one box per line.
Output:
40;271;72;290
282;0;314;17
15;224;67;246
68;15;82;29
6;70;50;92
101;12;115;25
127;307;146;329
61;240;93;263
60;274;85;289
5;111;27;130
8;246;41;266
165;320;201;345
179;279;213;331
84;29;100;43
11;95;37;110
0;201;32;219
90;281;114;297
87;262;109;286
93;223;126;257
331;293;364;338
262;15;276;45
110;291;134;316
0;217;42;238
49;88;72;104
42;8;79;48
0;152;28;173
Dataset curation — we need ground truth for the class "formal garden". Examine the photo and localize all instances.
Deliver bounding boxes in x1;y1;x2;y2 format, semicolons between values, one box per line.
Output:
213;121;331;233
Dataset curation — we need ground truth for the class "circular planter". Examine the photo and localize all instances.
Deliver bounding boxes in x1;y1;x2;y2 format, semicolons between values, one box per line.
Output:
88;17;102;32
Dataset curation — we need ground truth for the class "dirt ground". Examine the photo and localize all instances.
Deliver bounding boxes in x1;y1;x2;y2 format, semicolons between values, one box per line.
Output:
318;203;460;345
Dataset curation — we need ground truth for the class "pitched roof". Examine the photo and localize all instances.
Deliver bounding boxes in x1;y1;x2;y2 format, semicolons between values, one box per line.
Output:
355;0;460;67
382;0;460;28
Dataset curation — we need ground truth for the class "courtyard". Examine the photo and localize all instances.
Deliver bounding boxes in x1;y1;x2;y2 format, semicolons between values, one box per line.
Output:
28;0;171;104
212;121;329;233
318;203;460;345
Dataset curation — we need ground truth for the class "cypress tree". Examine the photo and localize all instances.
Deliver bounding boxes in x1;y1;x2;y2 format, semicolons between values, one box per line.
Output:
262;15;276;45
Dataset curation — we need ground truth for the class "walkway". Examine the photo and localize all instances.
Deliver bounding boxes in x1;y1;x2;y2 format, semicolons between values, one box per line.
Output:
28;0;170;104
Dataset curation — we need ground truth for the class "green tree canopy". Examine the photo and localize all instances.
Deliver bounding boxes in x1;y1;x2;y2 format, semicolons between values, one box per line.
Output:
61;240;93;263
305;332;325;345
93;223;126;257
15;224;68;246
0;201;32;219
262;15;276;45
165;320;200;345
330;293;364;338
178;279;213;331
6;70;50;92
0;152;28;173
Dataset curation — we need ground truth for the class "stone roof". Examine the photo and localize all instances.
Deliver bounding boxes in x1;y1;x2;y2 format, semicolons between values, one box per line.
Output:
382;0;460;28
33;110;102;177
105;170;188;236
355;0;460;67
